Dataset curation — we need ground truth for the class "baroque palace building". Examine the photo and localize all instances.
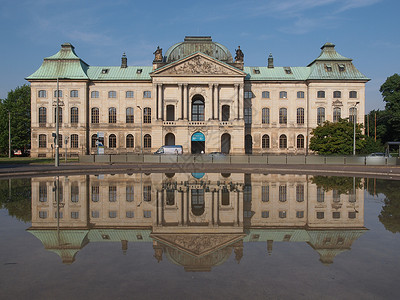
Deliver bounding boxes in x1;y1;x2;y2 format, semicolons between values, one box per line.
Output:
26;36;369;157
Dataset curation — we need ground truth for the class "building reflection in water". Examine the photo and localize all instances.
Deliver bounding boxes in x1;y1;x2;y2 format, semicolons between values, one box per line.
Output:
28;173;366;270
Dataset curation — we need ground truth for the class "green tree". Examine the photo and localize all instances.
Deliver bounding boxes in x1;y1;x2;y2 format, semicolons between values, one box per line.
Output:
311;176;362;195
0;178;31;223
379;73;400;142
309;119;365;155
0;85;31;155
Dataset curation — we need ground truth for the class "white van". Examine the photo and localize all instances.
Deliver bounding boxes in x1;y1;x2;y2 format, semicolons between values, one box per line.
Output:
154;145;183;155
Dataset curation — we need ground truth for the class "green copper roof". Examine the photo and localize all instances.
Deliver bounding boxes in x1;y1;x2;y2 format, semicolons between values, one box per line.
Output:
244;66;311;81
87;66;152;80
308;42;352;65
26;43;89;80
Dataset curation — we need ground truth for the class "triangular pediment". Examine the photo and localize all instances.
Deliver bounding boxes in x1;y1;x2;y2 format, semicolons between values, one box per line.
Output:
151;52;246;77
150;233;245;257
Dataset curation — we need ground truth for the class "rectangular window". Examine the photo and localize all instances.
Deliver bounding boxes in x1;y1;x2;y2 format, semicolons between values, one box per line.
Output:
70;90;79;98
279;185;287;202
244;107;252;124
317;91;325;98
126;186;134;202
296;185;304;202
109;211;117;218
279;211;287;218
91;186;99;202
143;185;151;202
262;185;269;202
332;212;341;219
71;211;79;219
126;91;134;98
126;211;134;218
91;91;99;98
39;182;47;202
316;211;324;219
279;91;287;99
39;211;47;219
55;212;63;219
108;91;116;98
38;90;47;98
348;211;356;219
296;211;304;218
143;91;151;98
54;90;62;97
297;91;305;99
317;187;325;202
144;210;151;218
109;186;117;202
244;91;253;99
91;210;99;218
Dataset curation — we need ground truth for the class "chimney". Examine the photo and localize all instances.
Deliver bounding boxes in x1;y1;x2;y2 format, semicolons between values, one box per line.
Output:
121;53;127;68
268;53;274;68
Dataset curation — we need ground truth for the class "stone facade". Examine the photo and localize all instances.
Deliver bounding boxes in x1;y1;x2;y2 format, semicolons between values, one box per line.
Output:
26;37;369;157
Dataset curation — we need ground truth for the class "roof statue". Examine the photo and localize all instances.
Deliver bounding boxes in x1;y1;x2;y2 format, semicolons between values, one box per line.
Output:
235;46;244;62
153;46;163;62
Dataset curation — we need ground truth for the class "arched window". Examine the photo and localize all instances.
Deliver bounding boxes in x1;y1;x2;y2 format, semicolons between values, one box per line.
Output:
39;107;46;127
108;107;116;123
297;108;304;124
333;91;341;98
317;107;325;125
144;134;151;149
39;134;47;148
192;97;205;121
126;107;134;123
38;90;47;98
70;90;79;97
317;91;325;98
71;134;78;148
262;108;270;124
108;91;116;98
70;107;78;124
333;107;341;122
108;134;116;148
297;134;304;148
349;91;357;98
222;105;230;121
91;91;99;98
279;91;287;99
166;105;175;121
279;134;287;149
144;107;151;123
297;91;305;98
54;107;62;123
262;134;270;149
91;107;99;123
91;134;97;148
279;108;287;124
262;91;270;99
126;134;134;148
349;107;357;123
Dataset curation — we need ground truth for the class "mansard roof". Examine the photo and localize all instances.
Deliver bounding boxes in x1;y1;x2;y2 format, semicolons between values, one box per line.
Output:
27;40;369;82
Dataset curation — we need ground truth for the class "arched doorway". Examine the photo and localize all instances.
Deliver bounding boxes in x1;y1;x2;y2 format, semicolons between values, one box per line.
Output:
245;134;252;154
221;133;231;154
191;132;205;154
165;133;175;146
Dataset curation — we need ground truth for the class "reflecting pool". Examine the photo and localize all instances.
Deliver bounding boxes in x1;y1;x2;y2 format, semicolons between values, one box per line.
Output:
1;173;399;299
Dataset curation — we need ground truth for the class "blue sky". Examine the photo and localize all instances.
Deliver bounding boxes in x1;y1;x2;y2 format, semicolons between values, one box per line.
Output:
1;0;399;112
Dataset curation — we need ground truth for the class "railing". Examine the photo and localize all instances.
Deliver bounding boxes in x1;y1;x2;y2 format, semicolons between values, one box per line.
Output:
188;121;205;126
79;154;400;166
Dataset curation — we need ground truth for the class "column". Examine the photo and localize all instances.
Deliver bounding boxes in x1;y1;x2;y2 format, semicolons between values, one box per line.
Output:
208;84;213;120
178;84;183;120
187;85;192;122
157;84;162;121
234;84;239;120
239;84;244;119
214;84;219;120
183;84;188;120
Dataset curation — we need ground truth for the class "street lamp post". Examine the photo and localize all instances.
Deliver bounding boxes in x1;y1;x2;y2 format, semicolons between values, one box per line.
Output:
136;106;143;154
8;111;11;158
55;78;60;167
353;101;360;156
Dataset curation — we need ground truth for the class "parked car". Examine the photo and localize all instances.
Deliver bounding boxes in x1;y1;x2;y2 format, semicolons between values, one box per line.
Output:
154;145;183;155
368;152;392;157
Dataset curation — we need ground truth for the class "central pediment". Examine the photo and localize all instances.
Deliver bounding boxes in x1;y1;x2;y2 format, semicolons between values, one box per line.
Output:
150;233;245;257
151;52;246;77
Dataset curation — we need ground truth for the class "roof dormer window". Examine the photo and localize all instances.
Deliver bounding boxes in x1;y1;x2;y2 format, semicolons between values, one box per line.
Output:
325;64;332;72
137;69;142;74
253;68;260;74
101;69;109;74
338;64;345;72
284;67;292;74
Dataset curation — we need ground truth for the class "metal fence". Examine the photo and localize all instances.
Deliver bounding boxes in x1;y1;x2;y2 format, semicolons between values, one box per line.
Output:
79;154;399;166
